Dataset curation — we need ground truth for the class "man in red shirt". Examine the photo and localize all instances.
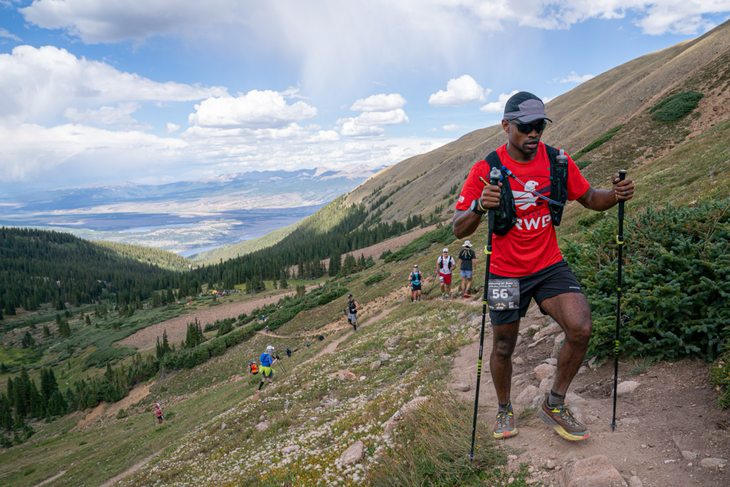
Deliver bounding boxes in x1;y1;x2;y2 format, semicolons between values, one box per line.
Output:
453;92;634;442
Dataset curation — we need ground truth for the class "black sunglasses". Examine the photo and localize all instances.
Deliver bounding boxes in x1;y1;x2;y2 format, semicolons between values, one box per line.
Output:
508;119;547;134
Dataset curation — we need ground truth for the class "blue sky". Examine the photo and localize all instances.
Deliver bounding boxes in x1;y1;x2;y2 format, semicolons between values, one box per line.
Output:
1;0;729;192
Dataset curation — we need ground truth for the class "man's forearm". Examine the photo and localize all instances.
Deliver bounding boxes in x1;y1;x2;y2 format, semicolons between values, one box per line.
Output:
452;209;482;238
583;189;619;211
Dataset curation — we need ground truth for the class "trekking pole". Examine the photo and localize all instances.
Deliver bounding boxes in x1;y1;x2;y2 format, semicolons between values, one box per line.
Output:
275;356;286;374
610;170;627;432
468;166;501;462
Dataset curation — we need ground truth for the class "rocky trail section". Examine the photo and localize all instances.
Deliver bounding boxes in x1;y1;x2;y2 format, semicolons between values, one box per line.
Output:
450;306;730;486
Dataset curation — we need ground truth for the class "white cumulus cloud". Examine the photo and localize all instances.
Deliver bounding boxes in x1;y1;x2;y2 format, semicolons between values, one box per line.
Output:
188;90;318;129
350;94;407;112
0;45;226;124
480;91;519;113
167;122;180;134
556;72;595;83
337;109;409;137
442;124;461;132
429;75;489;107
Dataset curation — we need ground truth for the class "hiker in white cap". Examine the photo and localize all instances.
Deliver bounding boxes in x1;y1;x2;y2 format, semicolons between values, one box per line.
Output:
458;240;477;298
436;248;455;300
258;345;277;390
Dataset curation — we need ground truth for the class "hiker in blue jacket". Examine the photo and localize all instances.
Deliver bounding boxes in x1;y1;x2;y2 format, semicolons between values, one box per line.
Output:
258;345;277;390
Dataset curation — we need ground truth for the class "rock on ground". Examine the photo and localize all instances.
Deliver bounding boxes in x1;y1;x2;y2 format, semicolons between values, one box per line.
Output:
616;381;641;396
681;450;697;460
560;455;628;487
383;396;430;433
448;382;471;392
516;385;539;407
535;364;556;381
370;360;381;370
700;457;727;468
384;334;401;348
628;476;643;487
282;445;300;454
255;421;269;432
340;441;365;465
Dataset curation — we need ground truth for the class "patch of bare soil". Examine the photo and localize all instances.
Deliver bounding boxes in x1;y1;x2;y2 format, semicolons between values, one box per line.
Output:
451;305;730;487
105;382;154;420
72;382;155;431
118;286;317;353
72;401;108;431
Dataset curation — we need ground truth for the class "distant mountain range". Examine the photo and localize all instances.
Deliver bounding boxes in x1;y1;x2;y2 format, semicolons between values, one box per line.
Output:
0;164;384;254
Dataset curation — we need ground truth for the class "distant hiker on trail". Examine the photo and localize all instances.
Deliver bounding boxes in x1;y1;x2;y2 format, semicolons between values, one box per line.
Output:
318;334;325;341
347;294;359;331
286;348;292;358
155;403;164;424
437;248;455;300
458;241;477;298
408;264;422;302
265;325;269;332
258;345;277;390
452;91;634;442
249;361;259;375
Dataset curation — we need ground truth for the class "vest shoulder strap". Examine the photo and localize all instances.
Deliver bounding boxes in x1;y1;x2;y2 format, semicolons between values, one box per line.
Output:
485;150;517;236
544;144;569;226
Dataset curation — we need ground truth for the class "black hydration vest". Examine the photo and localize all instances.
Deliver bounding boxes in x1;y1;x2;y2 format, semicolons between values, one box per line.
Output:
348;300;357;314
485;144;568;236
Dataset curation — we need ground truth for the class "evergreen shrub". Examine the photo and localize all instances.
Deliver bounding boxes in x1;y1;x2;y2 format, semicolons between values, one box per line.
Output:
572;124;624;161
364;272;391;285
649;91;704;122
564;200;730;365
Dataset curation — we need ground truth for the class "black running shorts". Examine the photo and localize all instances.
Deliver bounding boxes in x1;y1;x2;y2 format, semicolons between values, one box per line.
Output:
489;260;583;326
411;283;421;291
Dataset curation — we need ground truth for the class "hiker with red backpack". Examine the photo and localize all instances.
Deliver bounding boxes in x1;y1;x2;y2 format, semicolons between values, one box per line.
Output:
436;248;455;300
155;403;164;424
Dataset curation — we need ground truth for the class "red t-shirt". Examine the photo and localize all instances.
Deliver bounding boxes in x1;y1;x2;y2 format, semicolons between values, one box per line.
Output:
455;143;590;277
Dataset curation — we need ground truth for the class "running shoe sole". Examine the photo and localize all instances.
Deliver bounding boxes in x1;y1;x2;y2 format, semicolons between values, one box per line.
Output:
538;407;590;441
493;427;518;439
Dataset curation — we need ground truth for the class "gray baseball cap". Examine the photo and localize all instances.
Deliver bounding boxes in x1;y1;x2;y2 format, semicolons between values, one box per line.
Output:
503;91;552;124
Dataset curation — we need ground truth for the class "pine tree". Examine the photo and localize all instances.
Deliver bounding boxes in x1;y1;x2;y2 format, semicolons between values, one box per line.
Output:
58;320;71;338
279;271;288;289
21;331;35;349
329;249;341;276
43;324;51;336
4;301;15;316
84;315;91;327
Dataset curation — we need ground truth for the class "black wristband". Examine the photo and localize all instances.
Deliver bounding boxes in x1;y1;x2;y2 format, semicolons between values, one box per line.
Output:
470;198;486;215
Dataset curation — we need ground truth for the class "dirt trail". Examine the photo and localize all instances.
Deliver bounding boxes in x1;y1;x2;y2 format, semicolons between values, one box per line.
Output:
450;306;730;487
315;306;396;358
119;285;318;353
99;450;164;487
33;470;66;487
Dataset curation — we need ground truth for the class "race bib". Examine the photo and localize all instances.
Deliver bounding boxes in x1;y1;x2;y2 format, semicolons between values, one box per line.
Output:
487;279;520;311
